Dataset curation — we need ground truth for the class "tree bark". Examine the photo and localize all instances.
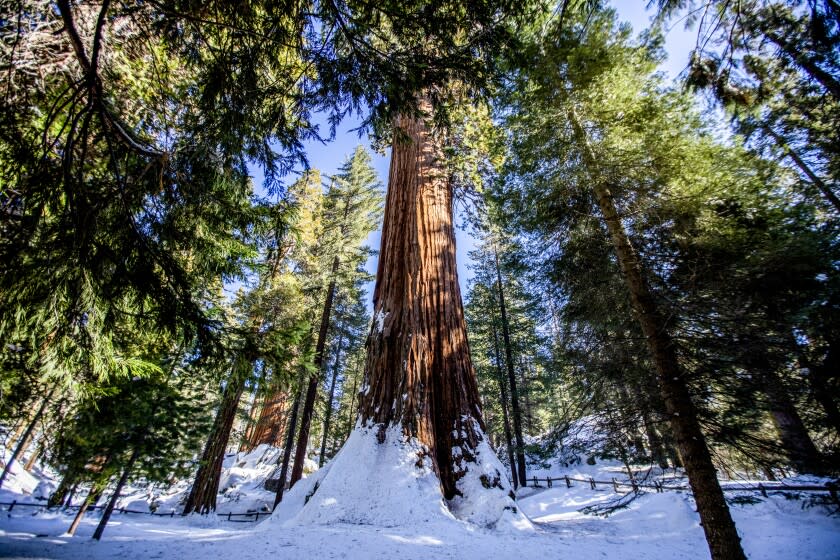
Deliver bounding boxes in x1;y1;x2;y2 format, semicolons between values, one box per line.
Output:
762;125;840;213
493;246;528;487
182;360;248;514
319;331;345;467
49;472;76;508
92;448;138;540
247;388;291;450
761;370;824;474
358;99;487;500
273;364;307;508
290;255;340;487
67;478;106;536
491;318;518;489
762;28;840;100
570;109;746;560
24;441;43;472
0;385;55;488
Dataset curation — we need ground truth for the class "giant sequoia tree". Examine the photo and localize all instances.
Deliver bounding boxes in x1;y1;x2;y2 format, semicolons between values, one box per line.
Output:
272;1;533;526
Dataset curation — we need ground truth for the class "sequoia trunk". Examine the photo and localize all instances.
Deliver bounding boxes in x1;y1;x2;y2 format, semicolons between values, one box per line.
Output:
358;99;485;500
247;389;291;450
182;359;248;514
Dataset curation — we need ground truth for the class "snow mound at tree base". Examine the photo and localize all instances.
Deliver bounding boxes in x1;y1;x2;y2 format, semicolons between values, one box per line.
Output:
269;424;533;531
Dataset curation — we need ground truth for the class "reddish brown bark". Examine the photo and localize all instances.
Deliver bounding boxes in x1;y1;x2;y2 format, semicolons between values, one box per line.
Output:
359;99;484;500
183;360;248;514
246;389;291;450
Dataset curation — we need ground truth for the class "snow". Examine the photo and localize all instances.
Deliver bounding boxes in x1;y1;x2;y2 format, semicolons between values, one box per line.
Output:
271;422;524;529
1;431;838;559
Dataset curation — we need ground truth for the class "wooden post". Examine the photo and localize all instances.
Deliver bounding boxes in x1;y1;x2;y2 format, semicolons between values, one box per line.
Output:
565;475;571;488
227;511;232;521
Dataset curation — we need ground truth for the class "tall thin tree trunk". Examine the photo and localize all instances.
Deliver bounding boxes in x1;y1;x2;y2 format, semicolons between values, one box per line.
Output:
797;342;840;436
183;360;248;515
24;441;43;472
762;125;840;212
0;385;55;488
319;332;345;467
493;246;528;487
570;109;746;560
290;256;340;487
635;386;670;469
342;374;359;446
67;478;106;536
491;319;518;489
273;365;307;508
763;28;840;100
240;363;267;452
761;370;824;474
92;448;138;540
358;99;489;500
49;472;76;508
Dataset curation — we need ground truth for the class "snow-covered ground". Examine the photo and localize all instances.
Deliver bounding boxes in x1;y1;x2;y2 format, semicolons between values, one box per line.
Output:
1;433;838;559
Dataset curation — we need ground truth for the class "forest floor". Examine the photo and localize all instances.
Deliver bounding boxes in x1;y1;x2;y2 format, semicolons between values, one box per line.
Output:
1;441;838;559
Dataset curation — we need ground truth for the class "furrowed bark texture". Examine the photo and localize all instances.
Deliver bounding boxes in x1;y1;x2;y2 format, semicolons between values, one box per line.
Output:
570;110;746;560
359;101;484;500
183;363;247;515
247;389;291;450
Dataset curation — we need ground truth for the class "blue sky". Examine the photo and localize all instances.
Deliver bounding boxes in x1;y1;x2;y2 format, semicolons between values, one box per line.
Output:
241;2;697;306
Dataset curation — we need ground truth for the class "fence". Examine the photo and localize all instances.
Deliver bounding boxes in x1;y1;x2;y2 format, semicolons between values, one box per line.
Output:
0;500;270;523
527;475;840;504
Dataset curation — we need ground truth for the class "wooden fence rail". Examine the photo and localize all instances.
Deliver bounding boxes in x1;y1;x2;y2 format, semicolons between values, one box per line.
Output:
527;476;839;503
0;501;269;522
3;478;837;522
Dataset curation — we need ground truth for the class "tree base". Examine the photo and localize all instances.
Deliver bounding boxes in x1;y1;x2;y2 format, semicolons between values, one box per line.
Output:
270;423;532;531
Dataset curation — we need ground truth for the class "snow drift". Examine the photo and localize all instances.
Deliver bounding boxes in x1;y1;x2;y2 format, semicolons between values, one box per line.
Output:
270;423;532;531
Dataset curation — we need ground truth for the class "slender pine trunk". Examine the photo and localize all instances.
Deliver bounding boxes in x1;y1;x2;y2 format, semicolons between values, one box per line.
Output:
763;28;840;99
67;478;106;536
0;385;55;488
762;126;840;212
319;332;345;467
762;371;824;474
273;366;306;508
491;319;518;489
92;448;138;540
290;256;340;487
493;246;527;487
570;109;745;560
49;472;76;508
